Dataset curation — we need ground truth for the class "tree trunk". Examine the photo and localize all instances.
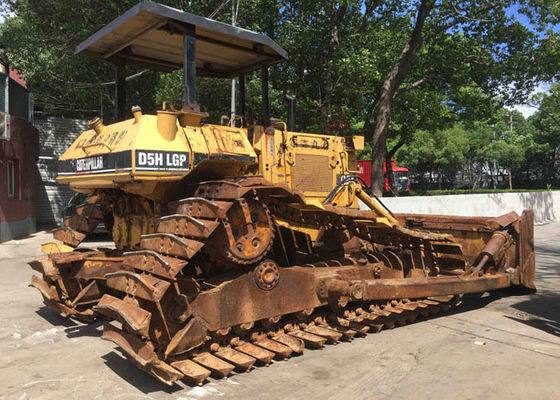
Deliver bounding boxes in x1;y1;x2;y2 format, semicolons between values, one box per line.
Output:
369;0;434;195
320;4;347;125
385;136;407;195
508;168;513;190
385;150;395;196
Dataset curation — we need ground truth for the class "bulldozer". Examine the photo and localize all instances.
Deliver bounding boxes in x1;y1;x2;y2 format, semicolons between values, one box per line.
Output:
29;1;535;386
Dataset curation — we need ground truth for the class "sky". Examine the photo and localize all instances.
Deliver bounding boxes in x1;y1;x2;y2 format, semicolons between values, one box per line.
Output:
511;82;551;118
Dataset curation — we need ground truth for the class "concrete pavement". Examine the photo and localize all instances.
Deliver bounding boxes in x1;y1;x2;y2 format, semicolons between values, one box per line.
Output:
0;224;559;400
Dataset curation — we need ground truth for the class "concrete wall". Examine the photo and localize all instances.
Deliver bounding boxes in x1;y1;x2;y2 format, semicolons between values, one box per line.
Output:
363;191;560;225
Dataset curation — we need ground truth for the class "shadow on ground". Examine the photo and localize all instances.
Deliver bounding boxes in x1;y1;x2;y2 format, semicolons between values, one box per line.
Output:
35;306;103;338
507;291;560;338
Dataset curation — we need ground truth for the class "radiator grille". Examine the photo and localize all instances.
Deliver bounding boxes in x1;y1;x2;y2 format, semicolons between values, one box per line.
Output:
291;154;332;193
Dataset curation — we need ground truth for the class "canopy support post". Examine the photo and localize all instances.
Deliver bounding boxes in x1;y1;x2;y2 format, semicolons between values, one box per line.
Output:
261;66;269;126
182;23;197;108
239;73;246;122
114;62;126;122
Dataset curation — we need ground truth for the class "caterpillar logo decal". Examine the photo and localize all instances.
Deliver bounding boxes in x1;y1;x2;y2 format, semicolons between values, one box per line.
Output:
135;150;190;171
58;151;132;175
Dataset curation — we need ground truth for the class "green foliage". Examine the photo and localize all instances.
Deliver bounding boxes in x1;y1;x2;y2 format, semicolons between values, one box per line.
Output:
0;0;559;191
397;124;469;187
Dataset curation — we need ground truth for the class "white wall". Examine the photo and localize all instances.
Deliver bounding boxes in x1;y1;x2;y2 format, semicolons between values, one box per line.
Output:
360;191;560;225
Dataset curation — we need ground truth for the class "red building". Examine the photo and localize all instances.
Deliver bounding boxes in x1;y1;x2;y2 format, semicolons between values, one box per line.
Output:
0;55;38;242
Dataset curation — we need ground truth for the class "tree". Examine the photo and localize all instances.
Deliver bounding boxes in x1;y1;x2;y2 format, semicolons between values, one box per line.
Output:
397;123;469;189
529;84;560;186
366;0;560;195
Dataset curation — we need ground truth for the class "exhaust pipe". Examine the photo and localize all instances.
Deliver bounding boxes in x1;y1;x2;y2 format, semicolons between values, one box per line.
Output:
285;94;296;132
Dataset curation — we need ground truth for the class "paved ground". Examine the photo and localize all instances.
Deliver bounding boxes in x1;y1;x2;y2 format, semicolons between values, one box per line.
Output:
0;223;559;400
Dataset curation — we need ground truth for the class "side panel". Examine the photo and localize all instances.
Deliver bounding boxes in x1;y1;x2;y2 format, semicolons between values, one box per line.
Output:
254;128;362;201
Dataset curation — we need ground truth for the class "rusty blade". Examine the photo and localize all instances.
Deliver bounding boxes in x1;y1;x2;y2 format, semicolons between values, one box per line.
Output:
101;323;183;386
73;256;125;280
64;214;99;232
123;250;187;279
165;318;208;357
94;295;151;336
140;234;204;260
254;338;292;359
287;330;326;348
49;250;101;266
29;258;60;278
29;275;59;301
213;347;256;370
321;322;357;340
173;197;233;219
75;202;106;220
156;214;220;239
272;333;305;354
52;227;87;247
235;342;275;365
192;353;235;377
304;325;342;344
170;359;211;385
106;271;171;302
70;280;101;305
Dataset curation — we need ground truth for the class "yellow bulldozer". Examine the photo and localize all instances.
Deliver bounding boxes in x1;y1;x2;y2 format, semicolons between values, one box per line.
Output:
29;1;535;386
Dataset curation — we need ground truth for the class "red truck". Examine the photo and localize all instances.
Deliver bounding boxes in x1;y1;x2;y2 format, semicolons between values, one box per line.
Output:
357;159;410;192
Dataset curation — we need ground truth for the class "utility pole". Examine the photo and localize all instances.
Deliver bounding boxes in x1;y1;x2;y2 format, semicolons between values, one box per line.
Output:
510;111;513;132
230;0;239;122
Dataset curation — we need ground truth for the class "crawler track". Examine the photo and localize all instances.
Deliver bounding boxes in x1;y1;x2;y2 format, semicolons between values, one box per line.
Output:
29;195;122;320
103;294;459;385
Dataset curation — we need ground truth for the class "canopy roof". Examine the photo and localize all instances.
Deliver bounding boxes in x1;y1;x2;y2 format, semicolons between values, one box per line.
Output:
75;0;287;78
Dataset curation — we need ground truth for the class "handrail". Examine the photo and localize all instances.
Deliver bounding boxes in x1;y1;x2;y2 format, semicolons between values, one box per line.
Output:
81;142;113;156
